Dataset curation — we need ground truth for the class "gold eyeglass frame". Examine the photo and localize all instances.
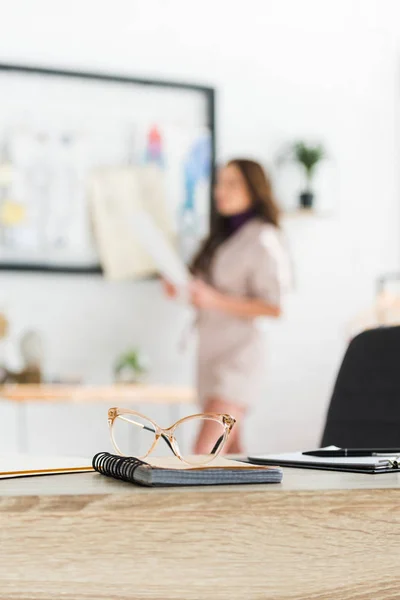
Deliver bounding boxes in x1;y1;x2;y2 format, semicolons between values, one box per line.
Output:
108;407;236;466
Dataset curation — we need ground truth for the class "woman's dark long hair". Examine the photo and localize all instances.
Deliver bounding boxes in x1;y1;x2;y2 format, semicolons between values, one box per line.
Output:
191;159;280;277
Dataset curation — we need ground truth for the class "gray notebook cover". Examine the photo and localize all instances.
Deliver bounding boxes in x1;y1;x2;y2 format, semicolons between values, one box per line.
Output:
135;463;283;486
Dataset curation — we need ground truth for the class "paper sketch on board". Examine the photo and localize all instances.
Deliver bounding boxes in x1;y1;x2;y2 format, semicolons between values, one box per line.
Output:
89;164;176;280
129;209;190;289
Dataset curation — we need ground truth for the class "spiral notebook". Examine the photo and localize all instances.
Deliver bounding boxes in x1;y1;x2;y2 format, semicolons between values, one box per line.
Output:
92;452;283;487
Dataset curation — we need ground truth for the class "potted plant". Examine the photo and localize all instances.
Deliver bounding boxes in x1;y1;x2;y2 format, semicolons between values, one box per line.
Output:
293;141;325;209
114;349;149;384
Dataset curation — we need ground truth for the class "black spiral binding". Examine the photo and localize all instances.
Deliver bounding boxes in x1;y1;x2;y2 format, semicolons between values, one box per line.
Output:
92;452;147;483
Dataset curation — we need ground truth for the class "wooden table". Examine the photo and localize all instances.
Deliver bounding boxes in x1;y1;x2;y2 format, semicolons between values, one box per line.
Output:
1;466;399;599
0;384;195;452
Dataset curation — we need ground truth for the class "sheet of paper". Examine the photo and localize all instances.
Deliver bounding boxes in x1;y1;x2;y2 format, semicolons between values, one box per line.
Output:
0;454;93;478
89;165;175;280
129;209;191;290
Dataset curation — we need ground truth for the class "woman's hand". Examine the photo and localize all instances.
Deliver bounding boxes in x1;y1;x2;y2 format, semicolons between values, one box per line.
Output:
161;278;177;299
189;279;223;310
189;278;281;318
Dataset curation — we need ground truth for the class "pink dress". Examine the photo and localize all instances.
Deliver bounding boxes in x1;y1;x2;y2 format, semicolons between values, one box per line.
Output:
197;219;288;409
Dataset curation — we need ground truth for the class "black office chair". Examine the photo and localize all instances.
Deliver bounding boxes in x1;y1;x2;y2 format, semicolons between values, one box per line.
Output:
321;326;400;447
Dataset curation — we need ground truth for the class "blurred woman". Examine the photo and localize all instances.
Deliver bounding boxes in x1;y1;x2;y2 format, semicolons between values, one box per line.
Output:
164;159;289;454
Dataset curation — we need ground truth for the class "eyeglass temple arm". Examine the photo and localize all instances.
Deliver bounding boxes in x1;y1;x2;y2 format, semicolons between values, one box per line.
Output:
143;424;175;453
210;433;225;455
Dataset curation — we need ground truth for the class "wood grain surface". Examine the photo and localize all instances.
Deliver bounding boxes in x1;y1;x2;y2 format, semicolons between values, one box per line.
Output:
0;383;195;404
1;470;400;599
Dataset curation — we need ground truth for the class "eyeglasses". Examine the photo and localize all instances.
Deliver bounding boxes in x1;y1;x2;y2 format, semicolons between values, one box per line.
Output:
108;407;236;466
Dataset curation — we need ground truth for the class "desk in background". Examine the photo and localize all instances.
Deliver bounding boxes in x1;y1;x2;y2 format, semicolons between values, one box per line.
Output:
0;384;195;452
1;467;399;599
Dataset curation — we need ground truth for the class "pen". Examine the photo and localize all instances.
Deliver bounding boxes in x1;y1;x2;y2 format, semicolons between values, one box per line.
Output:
302;448;400;457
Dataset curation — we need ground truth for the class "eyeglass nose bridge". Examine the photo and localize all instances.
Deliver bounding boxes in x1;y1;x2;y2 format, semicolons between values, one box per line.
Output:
157;429;176;454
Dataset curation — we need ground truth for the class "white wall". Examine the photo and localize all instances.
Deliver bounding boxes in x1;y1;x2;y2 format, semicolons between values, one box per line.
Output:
0;0;400;456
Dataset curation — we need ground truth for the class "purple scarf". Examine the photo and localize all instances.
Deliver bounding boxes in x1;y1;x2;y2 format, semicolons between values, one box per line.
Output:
226;208;256;236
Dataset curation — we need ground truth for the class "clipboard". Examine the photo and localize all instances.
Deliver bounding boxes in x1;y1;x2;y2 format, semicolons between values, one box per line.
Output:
247;449;400;474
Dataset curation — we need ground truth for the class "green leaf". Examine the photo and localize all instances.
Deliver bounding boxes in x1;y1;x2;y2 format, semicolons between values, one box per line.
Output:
293;141;325;179
114;349;148;375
